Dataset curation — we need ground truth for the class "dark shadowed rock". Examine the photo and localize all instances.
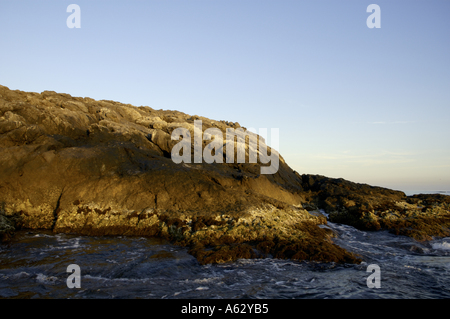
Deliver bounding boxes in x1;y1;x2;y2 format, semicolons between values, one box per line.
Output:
300;174;450;240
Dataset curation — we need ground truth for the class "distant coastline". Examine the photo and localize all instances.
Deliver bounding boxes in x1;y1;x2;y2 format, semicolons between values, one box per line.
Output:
403;190;450;197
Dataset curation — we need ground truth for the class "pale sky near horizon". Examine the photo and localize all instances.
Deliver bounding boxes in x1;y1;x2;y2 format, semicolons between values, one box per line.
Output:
1;0;449;192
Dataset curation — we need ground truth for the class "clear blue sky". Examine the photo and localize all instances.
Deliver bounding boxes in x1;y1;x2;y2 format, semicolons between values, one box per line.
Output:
1;0;449;191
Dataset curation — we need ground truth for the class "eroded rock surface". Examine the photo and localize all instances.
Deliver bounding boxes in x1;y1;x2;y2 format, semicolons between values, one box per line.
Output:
1;85;449;264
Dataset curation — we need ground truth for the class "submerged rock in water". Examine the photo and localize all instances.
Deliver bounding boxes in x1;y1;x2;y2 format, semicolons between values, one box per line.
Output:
0;85;448;264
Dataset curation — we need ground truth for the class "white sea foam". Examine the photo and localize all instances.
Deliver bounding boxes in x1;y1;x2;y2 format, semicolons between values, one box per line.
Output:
12;272;30;279
190;277;220;284
431;241;450;251
195;286;209;290
319;209;329;218
36;273;58;284
33;233;53;238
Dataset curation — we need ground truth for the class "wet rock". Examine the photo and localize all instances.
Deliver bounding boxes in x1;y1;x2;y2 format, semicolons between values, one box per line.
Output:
300;175;450;241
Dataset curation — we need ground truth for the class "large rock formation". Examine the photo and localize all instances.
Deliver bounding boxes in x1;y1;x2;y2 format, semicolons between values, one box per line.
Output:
1;85;449;264
299;175;450;241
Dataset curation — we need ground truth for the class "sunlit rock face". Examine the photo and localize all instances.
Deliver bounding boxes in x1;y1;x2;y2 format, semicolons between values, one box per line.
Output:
1;85;448;264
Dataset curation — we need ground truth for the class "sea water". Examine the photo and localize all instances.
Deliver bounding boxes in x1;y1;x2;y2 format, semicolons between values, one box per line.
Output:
1;208;450;299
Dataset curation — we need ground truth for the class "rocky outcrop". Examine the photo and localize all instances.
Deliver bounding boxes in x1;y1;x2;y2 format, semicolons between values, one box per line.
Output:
0;85;359;264
300;175;450;241
1;85;449;264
